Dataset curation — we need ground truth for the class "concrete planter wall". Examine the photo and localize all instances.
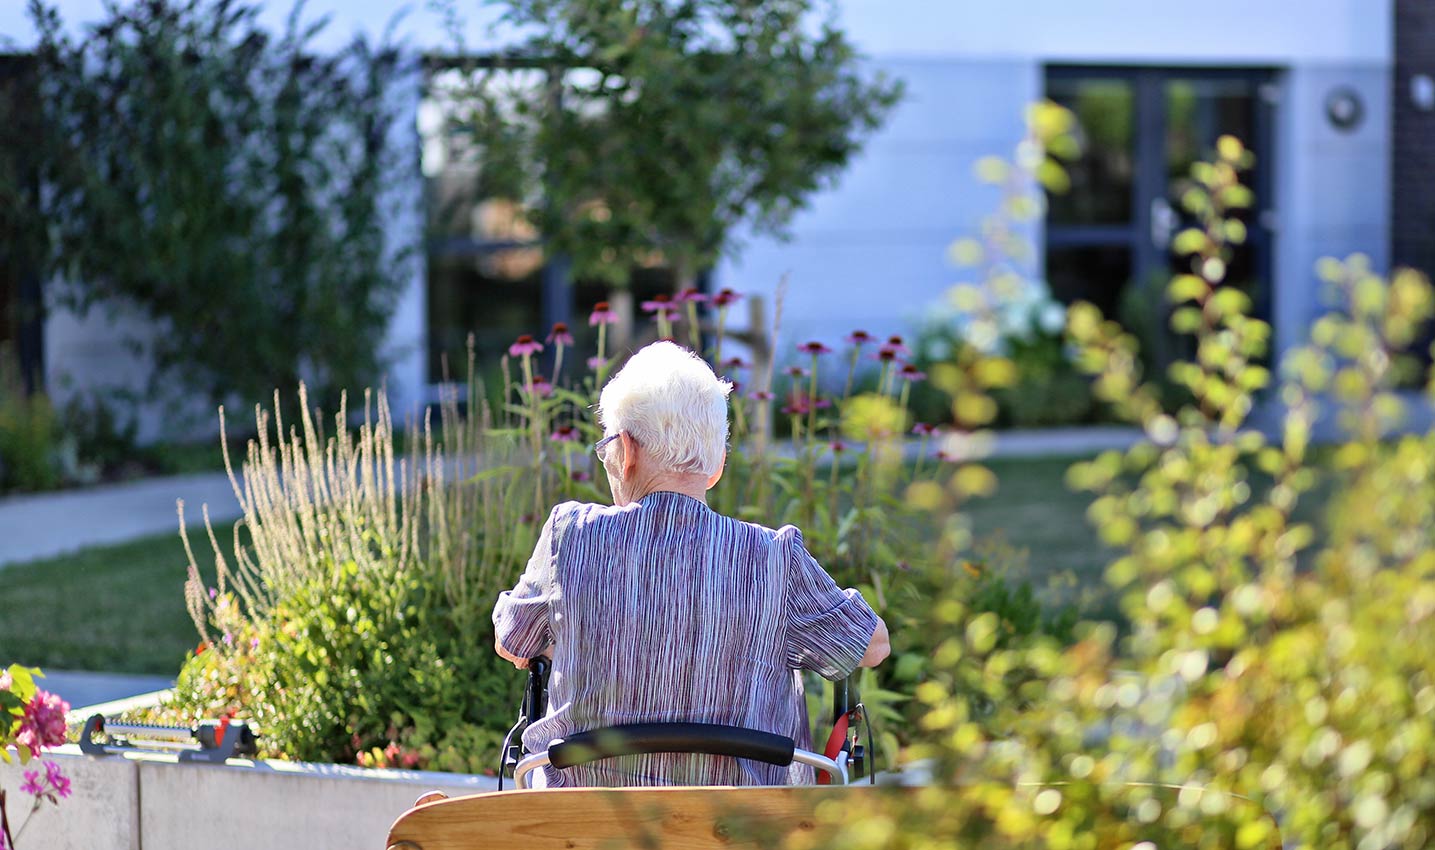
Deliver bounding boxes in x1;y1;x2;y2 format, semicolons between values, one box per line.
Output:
0;745;499;850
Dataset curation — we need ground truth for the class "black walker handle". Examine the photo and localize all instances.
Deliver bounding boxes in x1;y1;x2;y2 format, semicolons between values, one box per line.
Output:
549;722;797;769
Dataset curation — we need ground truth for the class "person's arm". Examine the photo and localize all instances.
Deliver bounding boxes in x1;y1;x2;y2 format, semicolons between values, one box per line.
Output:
492;508;562;668
859;617;890;668
782;528;885;679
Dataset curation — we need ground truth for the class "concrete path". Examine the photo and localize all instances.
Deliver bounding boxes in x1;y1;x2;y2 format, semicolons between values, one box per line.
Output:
37;670;174;713
0;426;1144;568
0;471;243;567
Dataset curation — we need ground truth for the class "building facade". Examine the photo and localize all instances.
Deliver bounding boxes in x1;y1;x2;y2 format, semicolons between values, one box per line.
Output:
0;1;1409;438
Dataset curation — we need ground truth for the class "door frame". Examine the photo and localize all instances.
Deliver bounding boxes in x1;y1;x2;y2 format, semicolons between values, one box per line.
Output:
1044;65;1279;325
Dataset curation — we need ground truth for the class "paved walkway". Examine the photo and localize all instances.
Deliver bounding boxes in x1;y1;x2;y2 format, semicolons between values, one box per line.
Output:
0;472;244;566
39;670;174;713
0;427;1143;568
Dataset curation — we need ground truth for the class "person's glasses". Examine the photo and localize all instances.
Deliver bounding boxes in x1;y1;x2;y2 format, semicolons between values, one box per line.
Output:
593;433;620;459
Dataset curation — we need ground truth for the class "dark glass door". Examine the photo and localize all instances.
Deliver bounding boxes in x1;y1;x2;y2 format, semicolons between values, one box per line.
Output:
1044;67;1276;329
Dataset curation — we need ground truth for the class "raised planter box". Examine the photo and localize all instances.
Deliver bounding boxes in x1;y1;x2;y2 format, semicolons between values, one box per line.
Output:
1;744;498;849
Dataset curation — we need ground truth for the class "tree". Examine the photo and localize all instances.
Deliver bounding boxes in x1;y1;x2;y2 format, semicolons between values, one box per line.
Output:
447;0;903;291
27;0;410;416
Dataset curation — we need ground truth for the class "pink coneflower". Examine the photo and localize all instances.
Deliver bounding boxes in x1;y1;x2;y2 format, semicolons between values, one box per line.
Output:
872;346;901;363
720;356;749;371
550;425;580;443
845;330;874;346
587;355;607;371
798;341;833;355
781;393;832;416
935;449;957;463
712;288;743;307
912;422;939;436
674;288;707;304
784;365;809;378
748;390;775;401
640;294;674;313
829;440;849;454
885;335;912;357
571;470;591;483
529;375;554;398
900;364;927;383
588;301;618;326
508;334;543;358
546;322;574;347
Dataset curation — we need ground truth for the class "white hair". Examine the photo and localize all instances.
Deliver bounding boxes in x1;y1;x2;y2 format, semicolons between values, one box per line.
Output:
597;341;732;477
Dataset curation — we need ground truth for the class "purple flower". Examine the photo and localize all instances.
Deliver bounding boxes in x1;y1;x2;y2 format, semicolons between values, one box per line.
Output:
845;330;873;346
829;440;848;454
529;375;554;398
935;449;957;463
571;470;592;483
674;288;707;304
872;346;901;363
21;769;43;796
508;334;543;358
900;364;927;383
546;322;574;347
208;587;218;599
784;365;809;378
250;637;261;650
885;335;912;357
586;355;607;371
912;422;939;436
798;341;832;355
45;761;70;799
550;425;580;443
748;390;775;402
720;356;749;371
712;288;743;307
588;301;618;326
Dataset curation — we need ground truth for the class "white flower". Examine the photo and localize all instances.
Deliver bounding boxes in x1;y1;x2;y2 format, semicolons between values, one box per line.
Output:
1038;302;1067;335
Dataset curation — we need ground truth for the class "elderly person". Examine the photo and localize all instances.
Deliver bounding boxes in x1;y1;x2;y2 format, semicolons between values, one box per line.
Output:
493;340;889;787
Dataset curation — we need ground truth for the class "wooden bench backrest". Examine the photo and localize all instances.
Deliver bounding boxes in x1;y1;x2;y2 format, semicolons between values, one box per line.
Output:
384;783;1283;850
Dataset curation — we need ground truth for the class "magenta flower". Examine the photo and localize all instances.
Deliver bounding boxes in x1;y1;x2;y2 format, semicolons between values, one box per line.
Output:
550;425;580;443
588;301;618;326
781;393;831;416
912;422;939;436
872;346;901;363
546;322;574;347
900;364;927;382
784;365;809;378
571;470;592;483
674;288;707;304
208;586;217;599
885;335;912;357
935;449;957;463
508;334;543;358
712;288;743;307
798;341;833;355
748;390;775;401
21;768;43;796
829;440;849;454
845;330;873;346
529;375;554;398
45;760;70;799
17;690;70;750
587;355;607;370
720;356;749;371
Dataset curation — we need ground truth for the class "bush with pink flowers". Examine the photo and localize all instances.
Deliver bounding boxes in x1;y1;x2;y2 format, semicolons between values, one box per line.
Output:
1;665;71;850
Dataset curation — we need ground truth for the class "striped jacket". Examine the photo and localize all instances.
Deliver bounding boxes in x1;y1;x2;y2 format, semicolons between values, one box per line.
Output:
492;491;880;787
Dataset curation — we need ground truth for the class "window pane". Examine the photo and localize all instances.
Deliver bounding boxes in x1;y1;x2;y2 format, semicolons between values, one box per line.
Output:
1047;78;1135;226
1046;245;1133;320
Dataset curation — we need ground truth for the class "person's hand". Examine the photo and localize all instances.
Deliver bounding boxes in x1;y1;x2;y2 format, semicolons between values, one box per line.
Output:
495;639;553;669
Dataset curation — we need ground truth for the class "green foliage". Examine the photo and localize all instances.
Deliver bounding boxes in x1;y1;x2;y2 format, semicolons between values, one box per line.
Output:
26;0;409;414
0;349;61;492
440;0;903;285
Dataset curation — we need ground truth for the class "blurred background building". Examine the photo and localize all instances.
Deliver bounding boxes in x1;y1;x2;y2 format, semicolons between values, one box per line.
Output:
0;1;1424;439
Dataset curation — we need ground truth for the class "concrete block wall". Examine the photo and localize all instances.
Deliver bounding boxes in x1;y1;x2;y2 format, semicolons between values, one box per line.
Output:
0;747;499;850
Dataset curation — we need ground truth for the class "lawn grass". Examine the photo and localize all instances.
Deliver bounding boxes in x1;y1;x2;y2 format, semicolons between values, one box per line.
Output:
0;523;227;675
